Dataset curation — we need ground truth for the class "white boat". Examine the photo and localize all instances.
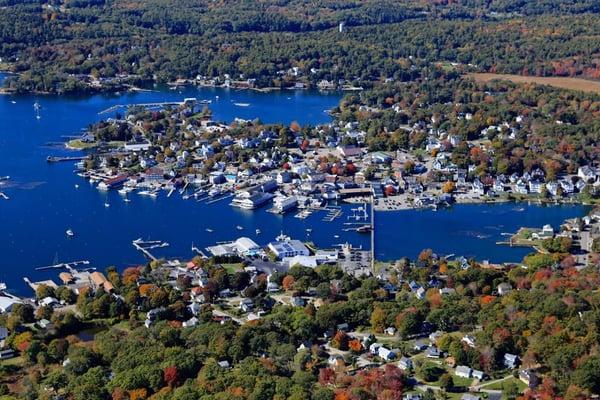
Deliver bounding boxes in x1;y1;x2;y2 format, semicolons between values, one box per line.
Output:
256;229;261;235
234;102;250;107
334;234;339;238
208;188;221;197
206;228;213;233
138;190;150;196
74;184;79;189
11;101;16;104
124;198;131;203
236;225;244;230
66;229;74;237
104;203;110;208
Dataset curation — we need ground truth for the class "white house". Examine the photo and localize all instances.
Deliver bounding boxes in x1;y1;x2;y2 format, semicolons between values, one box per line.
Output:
462;335;476;348
578;166;596;182
455;365;472;378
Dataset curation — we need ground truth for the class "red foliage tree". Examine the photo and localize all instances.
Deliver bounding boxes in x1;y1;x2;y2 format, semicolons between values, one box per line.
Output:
164;365;179;388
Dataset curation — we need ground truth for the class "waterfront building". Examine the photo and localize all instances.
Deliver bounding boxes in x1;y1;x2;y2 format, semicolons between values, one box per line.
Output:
272;195;298;213
268;239;310;259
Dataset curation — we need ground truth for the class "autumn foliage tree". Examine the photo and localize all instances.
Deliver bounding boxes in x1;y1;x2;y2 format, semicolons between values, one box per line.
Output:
163;365;179;387
282;275;296;291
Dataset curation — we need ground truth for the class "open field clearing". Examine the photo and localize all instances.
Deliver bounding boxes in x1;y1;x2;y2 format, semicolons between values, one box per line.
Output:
469;73;600;94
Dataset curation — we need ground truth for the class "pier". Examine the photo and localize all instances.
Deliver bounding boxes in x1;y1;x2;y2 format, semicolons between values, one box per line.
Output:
23;277;58;292
46;155;89;163
35;260;90;271
191;243;208;258
132;238;169;261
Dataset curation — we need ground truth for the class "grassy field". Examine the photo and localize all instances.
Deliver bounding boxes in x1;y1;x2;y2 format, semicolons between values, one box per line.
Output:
480;376;527;392
469;73;600;94
221;263;244;273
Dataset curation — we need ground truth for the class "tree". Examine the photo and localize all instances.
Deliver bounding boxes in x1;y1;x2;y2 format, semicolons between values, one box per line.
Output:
164;365;180;388
282;275;296;291
442;181;456;193
439;373;454;391
36;284;55;300
572;355;600;393
331;331;349;351
370;307;386;333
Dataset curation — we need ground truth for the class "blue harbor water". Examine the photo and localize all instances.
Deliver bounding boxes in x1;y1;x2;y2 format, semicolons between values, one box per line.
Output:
0;75;590;295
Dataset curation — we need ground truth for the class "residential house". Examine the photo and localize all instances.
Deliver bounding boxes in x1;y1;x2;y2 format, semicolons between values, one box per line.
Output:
378;346;396;361
578;166;596;182
504;353;519;369
462;335;476;348
425;346;442;358
514;180;528;194
472;179;485;196
497;282;513;296
398;356;413;371
528;180;544;194
546;181;560;197
560;179;575;194
455;365;472;378
472;370;485;381
519;369;539;389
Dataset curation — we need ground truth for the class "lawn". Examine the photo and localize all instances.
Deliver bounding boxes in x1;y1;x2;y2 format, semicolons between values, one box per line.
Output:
469;73;600;94
0;356;25;367
221;263;244;273
480;376;527;392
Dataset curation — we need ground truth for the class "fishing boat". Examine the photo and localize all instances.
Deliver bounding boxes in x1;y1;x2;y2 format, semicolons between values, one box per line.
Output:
66;229;74;237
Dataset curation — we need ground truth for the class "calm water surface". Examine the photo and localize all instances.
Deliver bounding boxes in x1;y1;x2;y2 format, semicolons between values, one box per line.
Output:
0;76;589;294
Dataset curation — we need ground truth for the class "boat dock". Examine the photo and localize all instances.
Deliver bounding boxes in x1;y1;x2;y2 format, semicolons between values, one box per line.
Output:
47;155;89;163
23;277;58;292
191;243;208;258
205;193;233;205
35;260;90;271
322;207;342;222
132;238;169;261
